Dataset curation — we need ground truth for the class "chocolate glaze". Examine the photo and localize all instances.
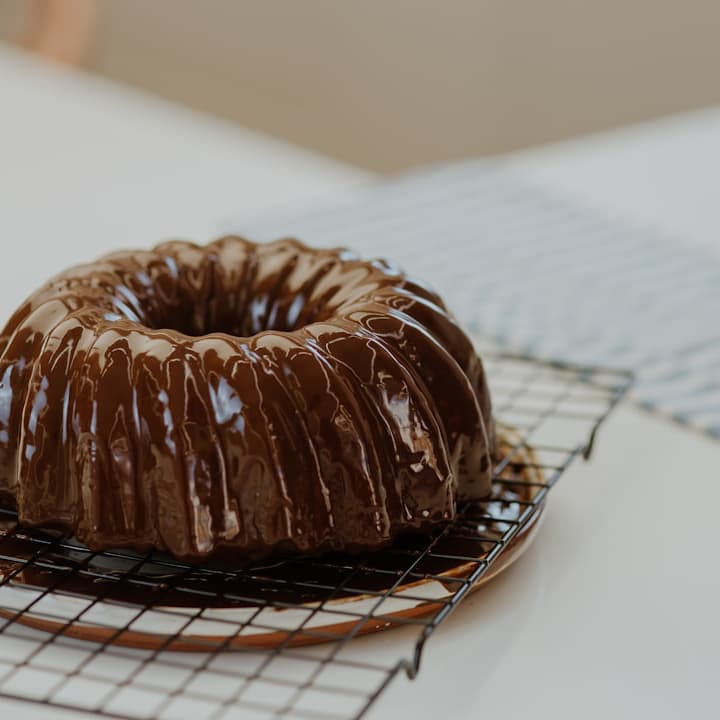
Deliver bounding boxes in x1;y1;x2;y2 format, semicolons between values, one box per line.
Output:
0;238;494;561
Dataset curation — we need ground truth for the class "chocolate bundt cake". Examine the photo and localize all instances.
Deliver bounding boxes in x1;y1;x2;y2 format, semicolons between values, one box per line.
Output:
0;238;494;561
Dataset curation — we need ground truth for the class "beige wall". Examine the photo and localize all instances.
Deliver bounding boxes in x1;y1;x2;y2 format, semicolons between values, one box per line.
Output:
3;0;720;172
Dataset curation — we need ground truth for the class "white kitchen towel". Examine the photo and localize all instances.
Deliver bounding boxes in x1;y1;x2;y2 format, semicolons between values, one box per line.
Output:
230;160;720;438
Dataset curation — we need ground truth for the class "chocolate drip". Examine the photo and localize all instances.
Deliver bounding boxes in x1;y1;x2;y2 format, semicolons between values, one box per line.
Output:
0;237;494;561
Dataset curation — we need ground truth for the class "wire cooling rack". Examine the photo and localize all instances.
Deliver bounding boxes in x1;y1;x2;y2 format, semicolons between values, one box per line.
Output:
0;352;630;720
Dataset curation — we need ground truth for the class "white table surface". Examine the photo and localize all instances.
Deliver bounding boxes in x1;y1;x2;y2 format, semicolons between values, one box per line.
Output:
1;46;718;720
503;108;720;258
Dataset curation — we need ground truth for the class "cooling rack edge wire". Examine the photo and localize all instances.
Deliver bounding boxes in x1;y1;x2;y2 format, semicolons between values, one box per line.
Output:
0;352;632;720
361;353;632;720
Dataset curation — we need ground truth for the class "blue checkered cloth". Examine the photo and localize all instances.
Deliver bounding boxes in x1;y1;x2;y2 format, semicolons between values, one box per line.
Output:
230;160;720;438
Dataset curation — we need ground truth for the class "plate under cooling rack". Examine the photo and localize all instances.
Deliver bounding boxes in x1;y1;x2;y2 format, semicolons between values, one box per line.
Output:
0;353;630;720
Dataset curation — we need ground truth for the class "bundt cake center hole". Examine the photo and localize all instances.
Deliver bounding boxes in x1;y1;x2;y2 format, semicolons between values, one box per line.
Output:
145;290;311;337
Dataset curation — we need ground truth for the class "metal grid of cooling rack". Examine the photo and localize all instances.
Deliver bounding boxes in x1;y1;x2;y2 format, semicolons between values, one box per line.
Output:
0;353;631;720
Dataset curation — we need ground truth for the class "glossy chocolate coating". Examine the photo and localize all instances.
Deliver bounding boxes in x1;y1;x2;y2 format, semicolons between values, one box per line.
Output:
0;238;494;561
